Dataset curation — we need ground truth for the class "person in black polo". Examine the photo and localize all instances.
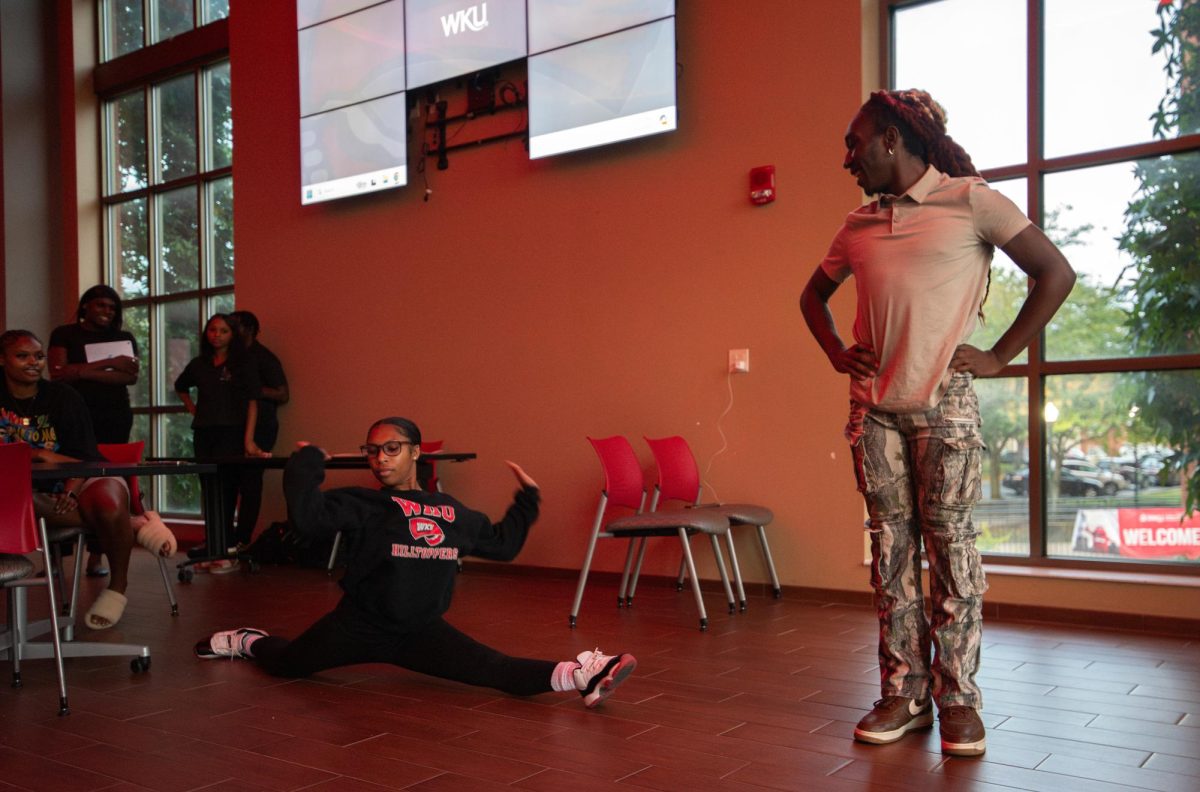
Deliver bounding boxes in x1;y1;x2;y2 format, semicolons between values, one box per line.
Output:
228;310;289;549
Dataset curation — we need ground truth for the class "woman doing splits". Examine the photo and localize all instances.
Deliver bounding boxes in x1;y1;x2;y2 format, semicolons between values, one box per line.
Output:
195;416;637;708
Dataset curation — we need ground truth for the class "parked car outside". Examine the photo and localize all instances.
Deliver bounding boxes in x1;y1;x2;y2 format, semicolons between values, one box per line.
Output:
1061;459;1127;495
1002;465;1106;497
1111;453;1180;488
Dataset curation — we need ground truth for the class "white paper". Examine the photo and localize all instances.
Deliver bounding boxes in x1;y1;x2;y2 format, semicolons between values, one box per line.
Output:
84;340;135;362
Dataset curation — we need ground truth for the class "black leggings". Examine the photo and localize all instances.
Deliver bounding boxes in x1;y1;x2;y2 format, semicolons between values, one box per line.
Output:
251;604;557;696
193;426;244;545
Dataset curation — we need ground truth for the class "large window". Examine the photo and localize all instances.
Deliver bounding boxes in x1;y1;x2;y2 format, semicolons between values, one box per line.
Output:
99;1;231;513
888;0;1199;570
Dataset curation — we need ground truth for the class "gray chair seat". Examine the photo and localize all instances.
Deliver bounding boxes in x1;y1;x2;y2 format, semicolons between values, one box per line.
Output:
608;508;728;537
0;555;35;584
700;503;773;527
44;525;84;544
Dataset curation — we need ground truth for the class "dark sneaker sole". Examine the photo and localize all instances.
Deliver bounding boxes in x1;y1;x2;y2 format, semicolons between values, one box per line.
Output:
854;710;934;744
583;653;637;708
194;640;228;660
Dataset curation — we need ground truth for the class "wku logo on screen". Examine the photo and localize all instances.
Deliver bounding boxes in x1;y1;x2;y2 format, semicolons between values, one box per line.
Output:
441;2;489;36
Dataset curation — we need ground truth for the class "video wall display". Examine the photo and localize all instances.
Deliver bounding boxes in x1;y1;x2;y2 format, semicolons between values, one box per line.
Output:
405;0;528;90
526;0;674;55
296;0;676;204
527;17;676;160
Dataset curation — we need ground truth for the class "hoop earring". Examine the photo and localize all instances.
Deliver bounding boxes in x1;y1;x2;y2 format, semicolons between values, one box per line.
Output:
887;148;894;156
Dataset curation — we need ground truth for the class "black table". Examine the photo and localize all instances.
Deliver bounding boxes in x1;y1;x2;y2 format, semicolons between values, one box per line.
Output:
34;452;476;571
147;451;477;565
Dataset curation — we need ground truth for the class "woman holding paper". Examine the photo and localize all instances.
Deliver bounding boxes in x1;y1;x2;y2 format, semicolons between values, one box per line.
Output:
48;285;139;444
49;285;140;577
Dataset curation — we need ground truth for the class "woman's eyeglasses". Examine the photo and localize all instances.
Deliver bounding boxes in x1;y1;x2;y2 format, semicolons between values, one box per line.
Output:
360;441;415;458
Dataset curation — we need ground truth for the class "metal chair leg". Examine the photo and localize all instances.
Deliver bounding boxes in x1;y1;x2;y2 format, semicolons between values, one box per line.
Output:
626;537;649;606
724;531;747;612
155;556;179;616
37;520;70;714
708;534;736;615
569;497;607;628
757;525;782;598
678;528;708;631
326;531;342;573
617;539;638;607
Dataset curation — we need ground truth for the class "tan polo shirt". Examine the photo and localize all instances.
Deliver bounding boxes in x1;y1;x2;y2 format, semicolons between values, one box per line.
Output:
819;166;1031;413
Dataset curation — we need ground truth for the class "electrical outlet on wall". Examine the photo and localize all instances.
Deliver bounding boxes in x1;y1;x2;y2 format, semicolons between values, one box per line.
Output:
729;348;750;373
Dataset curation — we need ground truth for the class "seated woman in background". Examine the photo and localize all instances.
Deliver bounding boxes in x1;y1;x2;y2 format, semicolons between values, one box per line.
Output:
0;329;175;629
174;313;264;558
48;284;140;578
195;416;637;709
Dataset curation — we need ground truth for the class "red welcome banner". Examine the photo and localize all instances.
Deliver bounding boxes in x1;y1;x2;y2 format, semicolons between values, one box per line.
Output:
1072;508;1200;560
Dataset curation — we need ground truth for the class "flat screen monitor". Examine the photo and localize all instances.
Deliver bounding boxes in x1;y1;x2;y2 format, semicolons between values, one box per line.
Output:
404;0;527;89
527;17;676;159
300;91;409;204
527;0;674;55
298;1;406;116
296;0;384;28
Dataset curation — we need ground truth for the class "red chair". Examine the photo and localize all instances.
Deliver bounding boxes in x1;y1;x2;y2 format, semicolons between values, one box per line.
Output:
419;439;445;493
571;436;734;632
0;442;71;715
645;435;781;609
96;442;178;616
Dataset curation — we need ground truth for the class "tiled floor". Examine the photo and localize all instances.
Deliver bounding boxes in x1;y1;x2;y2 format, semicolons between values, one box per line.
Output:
2;553;1198;791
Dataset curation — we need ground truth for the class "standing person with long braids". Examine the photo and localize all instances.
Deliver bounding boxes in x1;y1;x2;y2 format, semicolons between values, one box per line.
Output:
800;90;1075;756
174;313;265;559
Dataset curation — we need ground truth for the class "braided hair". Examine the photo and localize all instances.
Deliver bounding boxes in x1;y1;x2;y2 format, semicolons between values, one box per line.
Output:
860;90;992;319
860;89;979;178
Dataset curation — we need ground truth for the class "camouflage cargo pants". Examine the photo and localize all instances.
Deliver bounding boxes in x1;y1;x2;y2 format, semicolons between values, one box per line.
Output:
847;373;987;709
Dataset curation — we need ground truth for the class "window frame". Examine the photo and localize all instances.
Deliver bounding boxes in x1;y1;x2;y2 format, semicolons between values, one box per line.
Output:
882;0;1200;574
96;9;231;516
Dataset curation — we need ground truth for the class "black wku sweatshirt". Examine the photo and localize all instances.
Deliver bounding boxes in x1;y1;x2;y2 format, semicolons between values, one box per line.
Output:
283;445;540;630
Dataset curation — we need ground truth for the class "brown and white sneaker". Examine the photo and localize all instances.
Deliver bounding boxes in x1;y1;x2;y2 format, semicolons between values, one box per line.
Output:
939;705;987;756
853;696;933;744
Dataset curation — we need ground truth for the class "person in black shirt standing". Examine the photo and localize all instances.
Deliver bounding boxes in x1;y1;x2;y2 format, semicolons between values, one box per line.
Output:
227;310;288;548
47;285;139;443
48;285;140;577
195;416;637;708
175;314;264;558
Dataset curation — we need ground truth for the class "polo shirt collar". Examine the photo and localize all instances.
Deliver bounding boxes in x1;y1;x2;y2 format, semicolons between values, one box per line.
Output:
879;164;942;207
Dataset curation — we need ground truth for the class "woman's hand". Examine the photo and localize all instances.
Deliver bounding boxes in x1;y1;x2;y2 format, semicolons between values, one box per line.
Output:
296;441;332;461
832;343;879;382
505;461;538;489
101;355;139;376
950;344;1004;377
245;439;270;457
53;491;79;515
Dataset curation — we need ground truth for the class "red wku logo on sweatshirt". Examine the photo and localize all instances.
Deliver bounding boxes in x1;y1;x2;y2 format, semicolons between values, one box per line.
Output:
391;496;456;522
408;518;445;546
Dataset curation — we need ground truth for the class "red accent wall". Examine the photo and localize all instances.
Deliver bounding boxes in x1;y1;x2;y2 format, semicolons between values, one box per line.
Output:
229;3;867;588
